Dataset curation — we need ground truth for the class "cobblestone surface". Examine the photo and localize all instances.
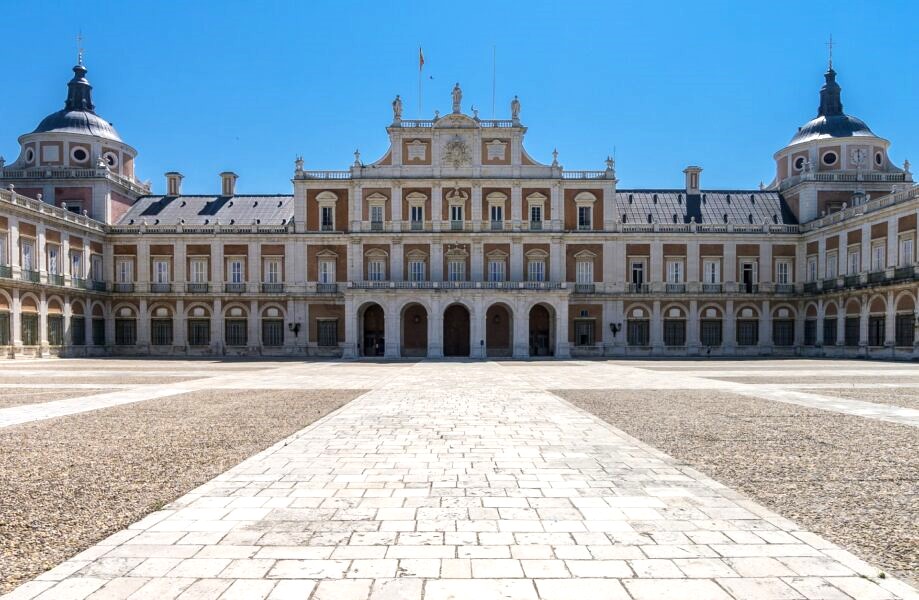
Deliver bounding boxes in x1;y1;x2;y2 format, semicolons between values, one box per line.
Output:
0;388;112;409
5;360;916;600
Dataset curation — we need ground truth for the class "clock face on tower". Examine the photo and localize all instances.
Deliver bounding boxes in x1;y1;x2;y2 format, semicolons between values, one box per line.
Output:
850;147;867;168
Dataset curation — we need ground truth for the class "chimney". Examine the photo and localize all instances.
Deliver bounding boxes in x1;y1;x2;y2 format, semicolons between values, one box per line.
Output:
165;171;183;196
220;171;238;196
683;166;702;194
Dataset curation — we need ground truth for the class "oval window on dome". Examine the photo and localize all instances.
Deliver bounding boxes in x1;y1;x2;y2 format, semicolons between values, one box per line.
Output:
70;147;88;163
25;148;34;164
104;152;118;168
822;151;838;166
874;152;883;166
793;156;806;171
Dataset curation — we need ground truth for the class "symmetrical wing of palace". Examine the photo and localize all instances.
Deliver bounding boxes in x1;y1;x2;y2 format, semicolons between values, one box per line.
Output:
0;58;916;359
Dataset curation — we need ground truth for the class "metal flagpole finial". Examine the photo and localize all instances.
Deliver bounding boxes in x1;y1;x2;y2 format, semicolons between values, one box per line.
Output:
826;34;834;70
77;30;84;66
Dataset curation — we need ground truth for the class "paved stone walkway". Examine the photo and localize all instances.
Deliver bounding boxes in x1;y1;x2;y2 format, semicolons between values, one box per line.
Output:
6;361;916;600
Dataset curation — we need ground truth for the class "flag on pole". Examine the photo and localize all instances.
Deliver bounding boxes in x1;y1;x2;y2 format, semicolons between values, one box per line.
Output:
419;47;425;70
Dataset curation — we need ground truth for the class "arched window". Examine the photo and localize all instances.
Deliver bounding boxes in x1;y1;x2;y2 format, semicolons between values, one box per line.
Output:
700;307;723;347
627;306;650;347
188;306;212;347
262;306;285;348
151;306;174;346
736;306;759;346
663;306;686;347
224;305;248;347
115;306;137;346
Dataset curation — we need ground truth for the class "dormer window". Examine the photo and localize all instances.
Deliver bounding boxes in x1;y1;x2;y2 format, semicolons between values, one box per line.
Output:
875;151;883;166
70;147;88;163
316;191;337;231
794;156;806;171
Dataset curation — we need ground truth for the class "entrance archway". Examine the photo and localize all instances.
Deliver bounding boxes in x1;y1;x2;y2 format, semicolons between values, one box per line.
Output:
486;303;512;357
528;304;554;356
401;303;428;357
361;303;385;356
443;304;470;357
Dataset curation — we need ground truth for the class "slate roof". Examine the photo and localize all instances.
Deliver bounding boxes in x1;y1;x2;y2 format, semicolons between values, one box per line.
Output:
614;190;797;226
118;195;294;227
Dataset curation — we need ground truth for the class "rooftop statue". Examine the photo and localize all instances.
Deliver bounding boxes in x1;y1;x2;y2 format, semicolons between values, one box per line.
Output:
511;95;520;122
452;83;462;114
392;94;402;122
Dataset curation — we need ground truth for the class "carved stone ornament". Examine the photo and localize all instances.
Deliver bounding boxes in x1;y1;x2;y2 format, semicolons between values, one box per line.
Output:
443;135;471;167
406;140;427;161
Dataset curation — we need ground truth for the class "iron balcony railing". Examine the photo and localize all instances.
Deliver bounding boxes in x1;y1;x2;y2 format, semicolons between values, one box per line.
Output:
665;283;686;293
410;220;423;231
702;283;722;293
529;221;543;231
867;270;888;284
577;224;592;231
894;266;916;281
803;282;818;294
316;283;339;293
739;283;759;293
150;283;172;293
774;283;795;294
0;265;11;278
320;223;334;232
113;283;134;293
574;283;596;294
626;283;650;294
186;283;209;293
450;220;464;231
22;269;40;283
261;283;284;293
92;280;106;292
823;278;840;290
844;274;861;288
370;221;384;232
48;274;64;286
490;220;504;231
72;277;90;290
224;283;246;293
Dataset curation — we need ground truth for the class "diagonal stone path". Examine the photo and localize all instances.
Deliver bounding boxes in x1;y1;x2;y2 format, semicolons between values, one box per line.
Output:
6;361;917;600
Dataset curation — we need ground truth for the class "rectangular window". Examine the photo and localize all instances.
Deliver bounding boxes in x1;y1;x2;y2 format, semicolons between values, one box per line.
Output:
488;260;505;282
151;319;173;346
896;314;914;347
21;314;39;345
92;318;105;346
529;205;542;223
490;204;503;223
703;260;720;283
153;259;170;284
91;255;102;281
116;259;133;283
663;320;686;346
804;320;816;346
0;235;7;266
370;204;384;225
48;246;60;275
844;317;860;346
775;261;791;285
70;317;85;346
229;259;243;284
320;206;334;231
627;320;649;346
823;318;837;346
408;260;425;282
410;205;424;224
868;317;885;346
527;260;545;282
262;319;284;347
574;320;595;346
448;260;465;282
631;262;645;285
773;320;795;346
577;206;591;229
21;240;34;271
225;319;248;346
450;205;463;222
367;260;385;281
666;261;683;284
900;237;914;266
317;320;338;347
264;258;281;283
826;252;837;278
318;260;335;284
807;257;817;282
190;258;208;283
871;244;885;271
576;261;593;284
700;320;722;347
115;319;136;346
736;320;759;346
188;319;211;346
847;250;860;274
70;252;86;279
48;315;63;345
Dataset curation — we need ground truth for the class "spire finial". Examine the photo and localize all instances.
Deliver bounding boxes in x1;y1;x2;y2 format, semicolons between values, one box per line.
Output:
77;30;84;66
826;34;834;70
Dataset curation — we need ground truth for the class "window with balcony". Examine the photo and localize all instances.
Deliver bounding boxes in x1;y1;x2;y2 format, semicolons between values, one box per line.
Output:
703;260;721;283
577;206;592;230
370;204;384;231
529;205;542;229
826;252;837;278
408;260;425;282
489;204;504;229
264;258;281;283
48;246;60;275
488;260;506;282
900;237;914;266
576;260;593;284
320;205;334;231
847;249;860;274
229;259;244;284
871;244;885;271
775;260;791;285
631;262;645;285
190;258;208;283
153;259;170;284
450;204;464;229
21;240;34;272
71;252;83;279
0;235;7;266
448;259;465;282
367;259;386;281
319;260;335;284
807;257;817;282
527;260;545;282
666;261;683;283
116;259;133;284
410;205;424;230
91;255;103;282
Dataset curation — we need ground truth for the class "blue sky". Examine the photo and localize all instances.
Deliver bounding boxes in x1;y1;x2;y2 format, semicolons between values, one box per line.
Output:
2;1;917;195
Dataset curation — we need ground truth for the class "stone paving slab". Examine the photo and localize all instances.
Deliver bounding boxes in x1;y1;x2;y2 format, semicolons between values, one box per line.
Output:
6;361;917;600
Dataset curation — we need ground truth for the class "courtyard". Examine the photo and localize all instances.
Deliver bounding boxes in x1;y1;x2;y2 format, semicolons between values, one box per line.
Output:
0;358;917;600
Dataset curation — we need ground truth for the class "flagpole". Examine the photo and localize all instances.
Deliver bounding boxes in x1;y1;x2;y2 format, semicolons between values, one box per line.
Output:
491;45;496;119
418;46;424;116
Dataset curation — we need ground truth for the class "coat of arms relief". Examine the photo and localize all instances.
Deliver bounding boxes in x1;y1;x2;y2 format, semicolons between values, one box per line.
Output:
443;135;471;168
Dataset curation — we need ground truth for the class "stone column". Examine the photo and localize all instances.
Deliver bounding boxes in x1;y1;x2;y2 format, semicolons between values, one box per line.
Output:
471;241;484;282
430;241;443;281
510;184;522;231
602;241;615;287
62;234;71;285
650;242;663;287
555;301;570;357
174;239;186;293
11;288;21;350
431;182;442;232
887;215;899;267
470;297;485;358
391;240;404;281
137;298;150;350
37;223;47;282
512;300;528;357
816;298;824;352
688;299;700;353
550;183;562;231
211;298;224;355
342;296;357;358
836;307;846;347
724;242;737;288
838;232;847;275
384;303;400;358
248;241;260;293
351;184;363;232
350;240;363;282
391;183;403;232
38;291;49;355
760;300;772;354
137;238;150;290
549;237;563;282
759;241;772;284
211;240;224;289
885;289;896;352
428;298;444;358
9;216;20;277
859;296;869;356
174;299;186;348
650;300;663;353
817;237;826;280
471;184;482;232
724;299;736;353
248;299;260;354
612;241;626;285
510;237;523;281
687;241;700;285
860;223;871;273
63;298;72;350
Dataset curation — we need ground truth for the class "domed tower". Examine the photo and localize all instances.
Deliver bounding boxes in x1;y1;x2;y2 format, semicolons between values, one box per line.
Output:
772;64;911;223
0;57;149;223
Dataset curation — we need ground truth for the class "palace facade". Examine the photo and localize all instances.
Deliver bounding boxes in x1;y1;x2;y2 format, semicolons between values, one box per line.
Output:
0;60;917;359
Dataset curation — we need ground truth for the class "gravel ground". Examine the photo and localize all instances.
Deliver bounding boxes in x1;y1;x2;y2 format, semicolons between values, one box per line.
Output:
0;375;207;385
0;388;111;409
0;388;363;594
702;375;919;385
555;388;919;586
797;387;919;411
